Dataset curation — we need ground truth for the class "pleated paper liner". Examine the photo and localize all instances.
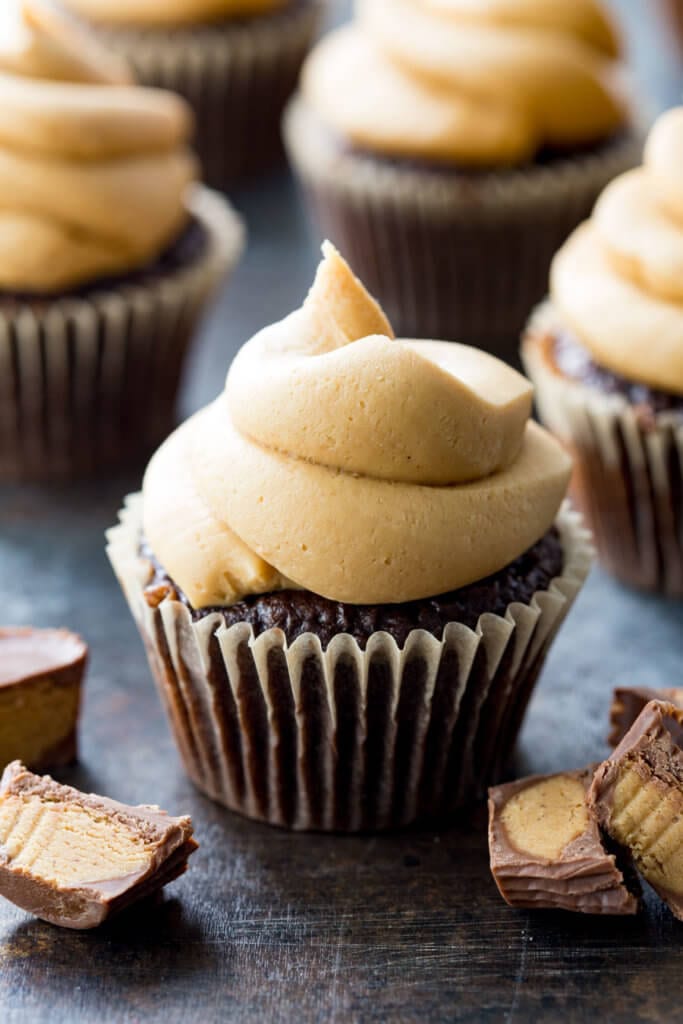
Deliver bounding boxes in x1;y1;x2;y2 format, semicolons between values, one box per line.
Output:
284;99;642;365
523;303;683;597
0;187;244;482
87;2;320;189
107;497;593;832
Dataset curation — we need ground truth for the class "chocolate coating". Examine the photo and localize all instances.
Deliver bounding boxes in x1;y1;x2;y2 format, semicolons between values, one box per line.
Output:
609;687;683;748
489;769;639;915
591;701;683;921
0;762;197;930
141;528;563;649
0;627;86;769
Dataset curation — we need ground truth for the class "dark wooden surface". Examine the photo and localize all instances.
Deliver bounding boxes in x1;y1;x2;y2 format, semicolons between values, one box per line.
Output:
1;4;683;1022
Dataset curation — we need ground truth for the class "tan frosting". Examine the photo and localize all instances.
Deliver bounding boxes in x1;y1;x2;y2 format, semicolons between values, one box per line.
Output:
552;107;683;395
143;244;571;607
301;0;626;166
61;0;286;27
0;0;197;292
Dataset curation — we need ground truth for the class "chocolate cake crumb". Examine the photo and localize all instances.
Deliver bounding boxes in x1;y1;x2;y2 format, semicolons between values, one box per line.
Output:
141;528;564;649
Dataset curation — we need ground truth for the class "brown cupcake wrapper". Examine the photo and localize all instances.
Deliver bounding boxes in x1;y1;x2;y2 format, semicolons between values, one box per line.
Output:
284;99;642;362
523;303;683;596
0;187;244;482
88;3;320;188
107;497;592;832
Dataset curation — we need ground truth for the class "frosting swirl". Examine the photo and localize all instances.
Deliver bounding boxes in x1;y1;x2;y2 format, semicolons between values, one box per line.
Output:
0;0;197;293
300;0;627;166
61;0;287;27
552;107;683;395
143;244;571;607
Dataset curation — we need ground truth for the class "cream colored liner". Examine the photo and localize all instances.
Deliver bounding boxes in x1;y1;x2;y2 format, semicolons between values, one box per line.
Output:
523;303;683;596
284;99;642;357
0;187;243;480
88;3;320;187
108;497;592;832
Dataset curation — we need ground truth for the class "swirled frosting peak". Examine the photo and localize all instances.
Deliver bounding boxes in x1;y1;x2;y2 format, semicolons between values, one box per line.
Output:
552;107;683;395
0;0;197;292
300;0;626;166
61;0;287;28
143;244;571;607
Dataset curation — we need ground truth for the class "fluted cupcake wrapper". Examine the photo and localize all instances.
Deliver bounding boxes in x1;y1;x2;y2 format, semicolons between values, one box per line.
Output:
107;497;592;832
523;303;683;597
0;187;243;482
284;99;642;363
89;3;320;189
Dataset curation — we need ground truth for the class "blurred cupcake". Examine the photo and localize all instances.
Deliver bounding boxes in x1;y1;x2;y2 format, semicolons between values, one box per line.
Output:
523;108;683;597
0;0;243;482
59;0;321;189
108;244;591;832
284;0;640;362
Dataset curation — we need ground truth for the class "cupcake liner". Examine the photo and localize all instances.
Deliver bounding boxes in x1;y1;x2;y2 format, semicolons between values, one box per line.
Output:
90;3;320;189
107;497;592;832
523;303;683;596
284;99;642;363
0;187;243;482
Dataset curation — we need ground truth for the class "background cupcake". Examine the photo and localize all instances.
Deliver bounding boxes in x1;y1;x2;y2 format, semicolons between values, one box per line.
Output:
523;107;683;597
108;245;592;832
59;0;321;189
285;0;640;364
0;0;243;482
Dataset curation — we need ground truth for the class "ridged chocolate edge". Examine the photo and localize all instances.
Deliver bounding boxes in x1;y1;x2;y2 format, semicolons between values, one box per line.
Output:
590;701;683;920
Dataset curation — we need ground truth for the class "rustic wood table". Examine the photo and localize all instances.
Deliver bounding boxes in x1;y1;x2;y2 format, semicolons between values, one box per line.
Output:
1;4;682;1022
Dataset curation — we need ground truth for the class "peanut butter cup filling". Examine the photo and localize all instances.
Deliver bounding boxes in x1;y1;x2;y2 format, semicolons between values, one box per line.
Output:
0;761;197;929
591;701;683;920
0;627;87;770
489;769;639;915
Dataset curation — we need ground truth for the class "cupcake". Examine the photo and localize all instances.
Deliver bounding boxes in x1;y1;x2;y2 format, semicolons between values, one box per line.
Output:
284;0;641;363
108;244;592;832
0;0;243;482
59;0;321;189
523;107;683;597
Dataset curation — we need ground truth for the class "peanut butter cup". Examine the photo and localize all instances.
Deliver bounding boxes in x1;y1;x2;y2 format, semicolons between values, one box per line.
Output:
590;701;683;921
489;769;639;915
609;687;683;748
0;761;197;930
0;627;87;770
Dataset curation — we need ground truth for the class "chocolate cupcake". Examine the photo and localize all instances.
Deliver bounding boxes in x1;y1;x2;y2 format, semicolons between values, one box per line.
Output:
108;244;592;832
284;0;640;363
59;0;320;189
523;107;683;596
0;1;243;481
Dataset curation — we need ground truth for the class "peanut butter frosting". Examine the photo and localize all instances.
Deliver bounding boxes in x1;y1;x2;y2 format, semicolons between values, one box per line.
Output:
300;0;626;166
61;0;287;28
0;0;197;293
552;107;683;395
142;244;571;607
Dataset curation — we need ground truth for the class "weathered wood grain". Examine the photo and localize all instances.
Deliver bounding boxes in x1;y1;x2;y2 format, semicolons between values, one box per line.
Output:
1;3;682;1020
